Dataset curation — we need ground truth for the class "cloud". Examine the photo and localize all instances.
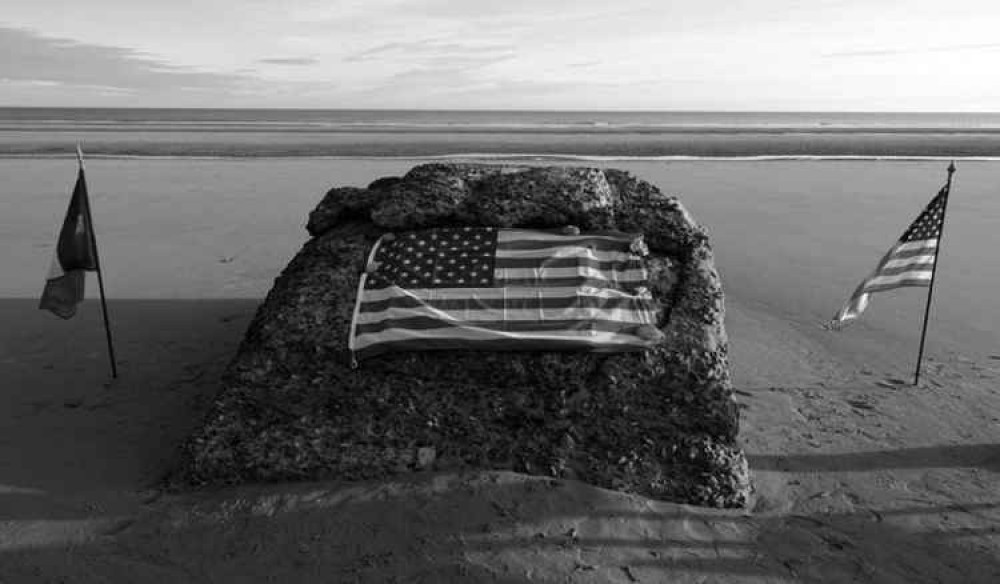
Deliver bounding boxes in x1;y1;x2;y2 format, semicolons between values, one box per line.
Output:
345;39;515;69
343;62;666;110
0;25;253;100
2;78;136;95
825;42;1000;58
258;57;319;66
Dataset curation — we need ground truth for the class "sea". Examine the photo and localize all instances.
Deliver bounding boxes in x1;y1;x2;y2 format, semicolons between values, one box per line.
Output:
3;107;1000;159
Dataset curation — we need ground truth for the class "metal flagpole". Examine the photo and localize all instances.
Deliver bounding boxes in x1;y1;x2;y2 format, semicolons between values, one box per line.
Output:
913;161;956;386
77;145;118;379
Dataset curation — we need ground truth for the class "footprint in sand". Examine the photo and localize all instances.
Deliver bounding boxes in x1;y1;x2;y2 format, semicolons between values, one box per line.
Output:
875;378;907;389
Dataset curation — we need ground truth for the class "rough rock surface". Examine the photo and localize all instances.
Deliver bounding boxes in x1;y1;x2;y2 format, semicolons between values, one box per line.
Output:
177;164;750;508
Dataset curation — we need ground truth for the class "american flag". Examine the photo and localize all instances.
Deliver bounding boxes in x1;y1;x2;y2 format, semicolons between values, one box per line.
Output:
349;227;660;361
830;184;950;327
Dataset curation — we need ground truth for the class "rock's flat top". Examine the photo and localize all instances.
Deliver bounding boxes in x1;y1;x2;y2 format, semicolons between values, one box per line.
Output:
178;164;750;508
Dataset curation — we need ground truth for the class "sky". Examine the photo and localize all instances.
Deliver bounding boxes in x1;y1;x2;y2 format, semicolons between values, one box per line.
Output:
1;0;999;111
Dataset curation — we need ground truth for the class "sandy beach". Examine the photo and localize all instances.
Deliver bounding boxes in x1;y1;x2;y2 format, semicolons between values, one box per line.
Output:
1;158;998;582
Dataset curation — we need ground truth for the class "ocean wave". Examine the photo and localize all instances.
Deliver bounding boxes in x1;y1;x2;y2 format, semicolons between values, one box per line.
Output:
5;124;1000;159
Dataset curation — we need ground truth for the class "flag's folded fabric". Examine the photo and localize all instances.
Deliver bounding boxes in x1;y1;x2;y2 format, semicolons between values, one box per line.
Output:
349;227;661;361
39;168;97;319
830;184;949;328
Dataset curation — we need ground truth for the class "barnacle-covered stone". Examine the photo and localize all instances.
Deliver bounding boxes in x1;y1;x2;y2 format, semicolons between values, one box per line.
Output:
306;187;384;237
178;163;750;508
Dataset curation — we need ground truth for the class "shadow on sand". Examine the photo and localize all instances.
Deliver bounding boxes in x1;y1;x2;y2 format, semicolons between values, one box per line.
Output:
0;471;997;583
749;444;1000;473
0;298;258;494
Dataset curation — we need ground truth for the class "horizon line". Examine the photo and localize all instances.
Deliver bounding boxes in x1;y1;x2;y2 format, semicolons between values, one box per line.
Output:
1;105;1000;115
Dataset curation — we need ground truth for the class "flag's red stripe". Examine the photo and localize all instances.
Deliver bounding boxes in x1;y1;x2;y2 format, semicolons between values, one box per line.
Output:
359;293;654;314
862;278;932;294
885;244;938;260
875;264;934;278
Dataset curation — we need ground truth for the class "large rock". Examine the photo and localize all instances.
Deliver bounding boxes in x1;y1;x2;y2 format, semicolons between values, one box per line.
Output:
178;164;750;508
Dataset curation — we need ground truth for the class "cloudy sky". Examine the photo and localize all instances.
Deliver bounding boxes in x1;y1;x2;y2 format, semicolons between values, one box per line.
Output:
2;0;998;110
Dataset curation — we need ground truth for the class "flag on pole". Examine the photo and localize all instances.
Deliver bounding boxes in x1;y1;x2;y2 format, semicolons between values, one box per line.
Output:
830;183;950;328
349;227;661;361
39;166;98;319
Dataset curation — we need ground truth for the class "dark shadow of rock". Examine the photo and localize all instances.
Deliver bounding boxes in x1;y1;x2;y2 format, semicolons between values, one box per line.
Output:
749;443;1000;473
4;472;998;583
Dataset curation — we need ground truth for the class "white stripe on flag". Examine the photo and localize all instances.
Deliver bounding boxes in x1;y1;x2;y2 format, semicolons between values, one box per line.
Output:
498;229;632;243
863;271;932;289
353;327;648;351
495;266;647;283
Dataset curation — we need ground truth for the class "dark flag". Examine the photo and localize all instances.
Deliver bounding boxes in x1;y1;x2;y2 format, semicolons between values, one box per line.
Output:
39;167;98;318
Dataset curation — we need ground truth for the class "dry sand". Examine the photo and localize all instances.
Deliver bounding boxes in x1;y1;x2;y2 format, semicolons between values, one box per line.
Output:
1;159;997;582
